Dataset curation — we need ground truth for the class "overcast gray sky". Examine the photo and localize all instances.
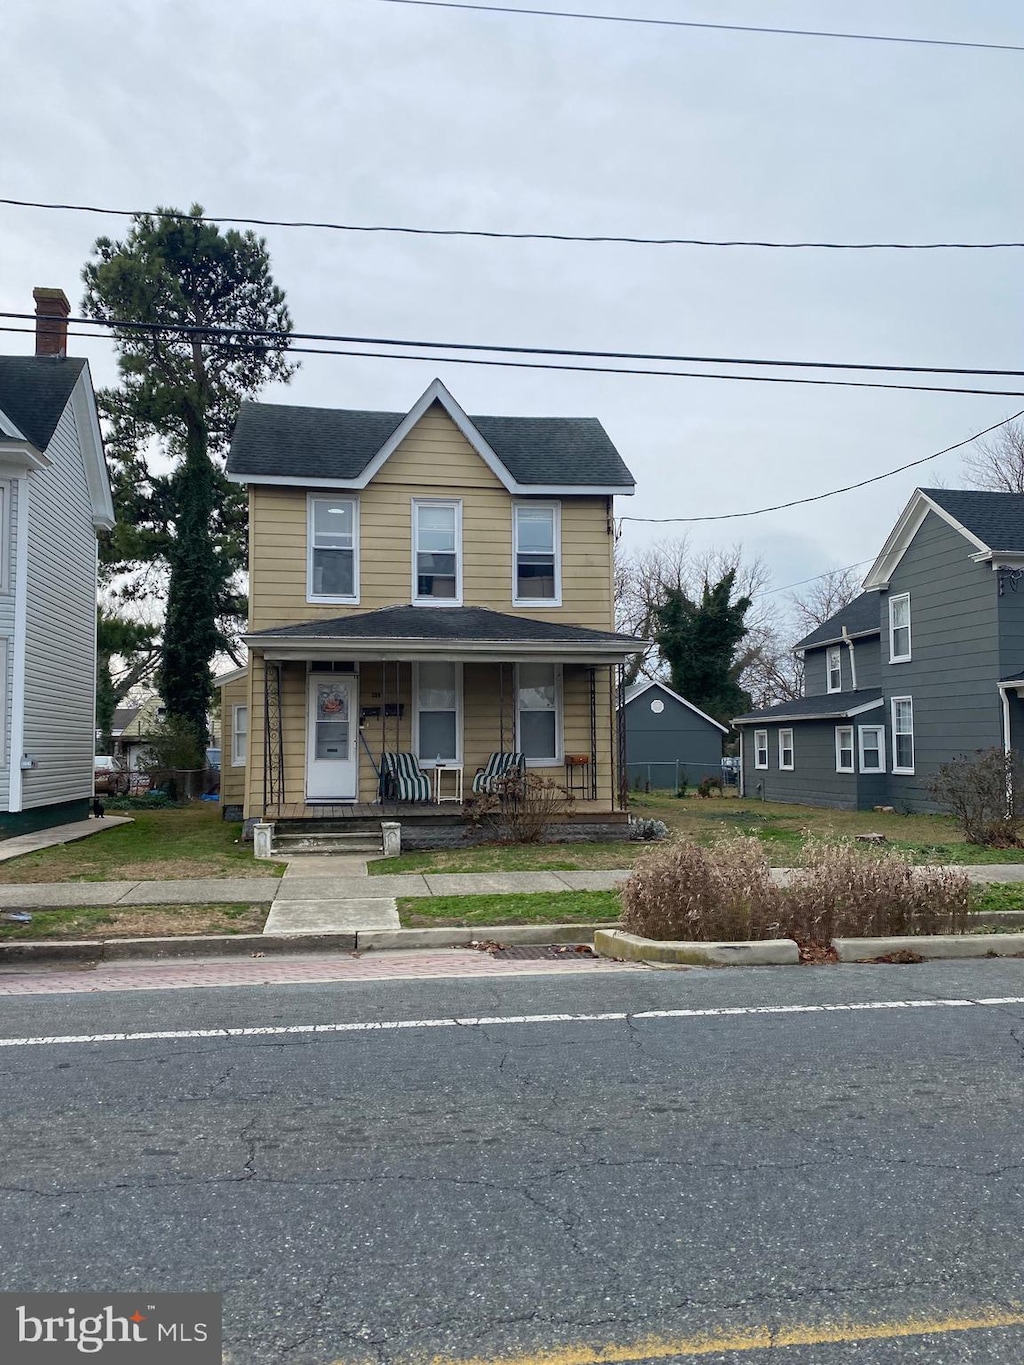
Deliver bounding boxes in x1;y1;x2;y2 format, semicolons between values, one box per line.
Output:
4;0;1023;611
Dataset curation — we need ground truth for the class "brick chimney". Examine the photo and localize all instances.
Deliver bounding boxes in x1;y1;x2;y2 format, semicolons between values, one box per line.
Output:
33;287;70;357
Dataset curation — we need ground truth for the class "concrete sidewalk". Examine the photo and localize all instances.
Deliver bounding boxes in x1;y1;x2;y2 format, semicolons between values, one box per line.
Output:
0;815;132;863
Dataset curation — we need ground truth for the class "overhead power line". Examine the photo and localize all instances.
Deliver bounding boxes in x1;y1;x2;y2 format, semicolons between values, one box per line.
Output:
2;196;1021;251
753;561;874;600
4;319;1024;400
6;313;1024;401
619;409;1024;524
366;0;1024;54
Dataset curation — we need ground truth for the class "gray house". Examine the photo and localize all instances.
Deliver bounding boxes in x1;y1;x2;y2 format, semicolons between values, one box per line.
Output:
621;679;727;790
0;290;114;834
735;487;1024;812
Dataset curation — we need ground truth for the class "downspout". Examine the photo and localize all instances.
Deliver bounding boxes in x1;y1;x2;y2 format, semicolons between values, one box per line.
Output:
842;627;857;691
8;475;30;813
738;728;744;798
998;683;1013;817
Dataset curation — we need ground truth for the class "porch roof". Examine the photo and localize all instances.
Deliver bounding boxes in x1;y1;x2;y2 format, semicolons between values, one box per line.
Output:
733;688;883;724
244;605;647;663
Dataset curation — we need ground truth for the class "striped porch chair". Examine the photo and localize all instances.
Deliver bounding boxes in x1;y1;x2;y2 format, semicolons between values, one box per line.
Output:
380;752;432;803
472;751;525;794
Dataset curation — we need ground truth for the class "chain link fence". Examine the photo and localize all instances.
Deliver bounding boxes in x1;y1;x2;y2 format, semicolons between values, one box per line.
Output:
626;760;738;793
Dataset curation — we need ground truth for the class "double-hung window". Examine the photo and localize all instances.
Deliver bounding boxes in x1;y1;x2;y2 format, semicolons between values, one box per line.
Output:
415;662;461;764
513;502;560;605
754;729;769;770
889;593;911;662
517;663;561;763
835;726;854;773
891;697;914;773
778;729;794;770
413;500;461;604
827;646;842;693
858;724;885;773
231;705;248;766
308;496;358;602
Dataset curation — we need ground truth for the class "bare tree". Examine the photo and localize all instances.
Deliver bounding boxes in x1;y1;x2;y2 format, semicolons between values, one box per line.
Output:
788;565;862;633
961;420;1024;494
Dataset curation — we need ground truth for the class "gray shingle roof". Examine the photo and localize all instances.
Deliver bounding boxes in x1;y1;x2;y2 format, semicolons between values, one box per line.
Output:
795;591;882;650
227;398;634;488
0;356;86;452
734;687;883;724
247;604;642;646
921;488;1024;552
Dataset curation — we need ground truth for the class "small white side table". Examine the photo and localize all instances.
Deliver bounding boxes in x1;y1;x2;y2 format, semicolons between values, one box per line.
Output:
433;763;464;804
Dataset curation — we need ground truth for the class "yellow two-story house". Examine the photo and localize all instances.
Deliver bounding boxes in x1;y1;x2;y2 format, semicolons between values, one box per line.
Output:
220;379;642;846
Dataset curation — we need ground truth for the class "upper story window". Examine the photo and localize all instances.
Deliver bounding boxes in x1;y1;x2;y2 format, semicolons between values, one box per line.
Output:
889;592;911;663
513;502;561;605
413;499;462;605
826;646;842;693
308;496;358;602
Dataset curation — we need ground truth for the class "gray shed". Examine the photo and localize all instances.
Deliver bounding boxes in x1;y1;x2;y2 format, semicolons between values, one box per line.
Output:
620;680;728;791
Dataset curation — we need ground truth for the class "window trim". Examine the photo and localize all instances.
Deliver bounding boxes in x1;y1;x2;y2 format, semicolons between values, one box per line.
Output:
231;704;248;767
306;494;359;605
412;661;463;767
753;729;769;770
891;695;915;774
515;662;563;766
412;498;463;607
858;723;886;774
889;592;912;663
835;725;855;773
512;500;562;607
826;645;842;693
778;728;794;770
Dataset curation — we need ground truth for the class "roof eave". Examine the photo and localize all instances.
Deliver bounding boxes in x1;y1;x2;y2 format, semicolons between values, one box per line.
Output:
243;635;644;663
225;469;634;496
863;489;990;590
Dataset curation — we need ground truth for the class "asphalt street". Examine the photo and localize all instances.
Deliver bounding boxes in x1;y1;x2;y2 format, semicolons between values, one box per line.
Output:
2;960;1024;1364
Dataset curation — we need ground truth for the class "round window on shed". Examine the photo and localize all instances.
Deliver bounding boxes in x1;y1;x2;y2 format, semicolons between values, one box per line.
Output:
650;698;665;714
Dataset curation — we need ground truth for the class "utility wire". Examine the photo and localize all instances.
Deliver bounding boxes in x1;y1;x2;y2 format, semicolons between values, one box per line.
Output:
2;195;1021;251
366;0;1024;54
5;311;1024;385
754;561;874;600
3;320;1024;400
619;409;1024;523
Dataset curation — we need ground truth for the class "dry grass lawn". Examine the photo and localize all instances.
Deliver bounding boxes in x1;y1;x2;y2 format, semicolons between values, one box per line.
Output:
0;902;267;940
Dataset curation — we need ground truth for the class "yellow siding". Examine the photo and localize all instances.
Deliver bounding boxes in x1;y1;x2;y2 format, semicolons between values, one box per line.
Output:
219;675;249;807
248;404;616;632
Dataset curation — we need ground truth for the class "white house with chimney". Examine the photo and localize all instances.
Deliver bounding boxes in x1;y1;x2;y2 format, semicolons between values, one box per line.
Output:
0;288;114;834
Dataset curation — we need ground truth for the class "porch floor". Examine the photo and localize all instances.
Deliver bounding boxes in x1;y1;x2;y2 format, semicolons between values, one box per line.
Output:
261;802;629;823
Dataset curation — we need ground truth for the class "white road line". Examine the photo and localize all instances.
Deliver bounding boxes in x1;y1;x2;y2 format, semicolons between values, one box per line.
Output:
0;996;1023;1049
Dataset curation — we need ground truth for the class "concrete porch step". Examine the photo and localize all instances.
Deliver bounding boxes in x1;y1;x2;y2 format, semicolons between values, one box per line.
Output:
274;833;383;855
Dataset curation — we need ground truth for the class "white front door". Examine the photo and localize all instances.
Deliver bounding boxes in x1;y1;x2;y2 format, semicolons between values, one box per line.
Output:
306;674;358;800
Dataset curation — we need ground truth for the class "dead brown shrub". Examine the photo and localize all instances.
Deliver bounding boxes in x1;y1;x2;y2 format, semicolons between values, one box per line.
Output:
470;771;575;843
779;839;972;946
620;835;783;942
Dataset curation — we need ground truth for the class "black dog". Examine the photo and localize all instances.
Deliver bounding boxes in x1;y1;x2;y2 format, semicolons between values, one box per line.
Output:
92;798;105;819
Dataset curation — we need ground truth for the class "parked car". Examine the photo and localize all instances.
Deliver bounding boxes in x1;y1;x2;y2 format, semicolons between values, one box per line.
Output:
94;755;129;796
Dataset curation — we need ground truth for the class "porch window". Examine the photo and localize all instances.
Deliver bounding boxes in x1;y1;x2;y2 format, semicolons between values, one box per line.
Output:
513;502;560;604
827;646;842;693
889;593;911;662
892;696;914;772
231;705;248;766
835;726;854;773
859;724;885;773
778;728;794;770
415;662;461;764
413;500;461;604
517;663;561;763
308;496;358;602
754;730;768;769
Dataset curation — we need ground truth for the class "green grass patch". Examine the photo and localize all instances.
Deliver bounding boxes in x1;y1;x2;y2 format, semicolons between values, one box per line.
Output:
0;902;266;940
371;841;636;876
397;889;620;928
0;804;285;883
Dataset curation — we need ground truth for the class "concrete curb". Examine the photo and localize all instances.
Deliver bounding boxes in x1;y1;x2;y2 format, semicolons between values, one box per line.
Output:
594;928;800;967
0;922;617;965
835;933;1024;961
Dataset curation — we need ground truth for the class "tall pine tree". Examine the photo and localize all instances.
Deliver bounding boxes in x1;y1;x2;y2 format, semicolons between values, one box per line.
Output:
83;206;295;749
654;569;753;726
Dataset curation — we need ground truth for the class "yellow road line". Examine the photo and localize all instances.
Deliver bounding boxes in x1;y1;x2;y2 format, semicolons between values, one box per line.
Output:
407;1308;1024;1365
